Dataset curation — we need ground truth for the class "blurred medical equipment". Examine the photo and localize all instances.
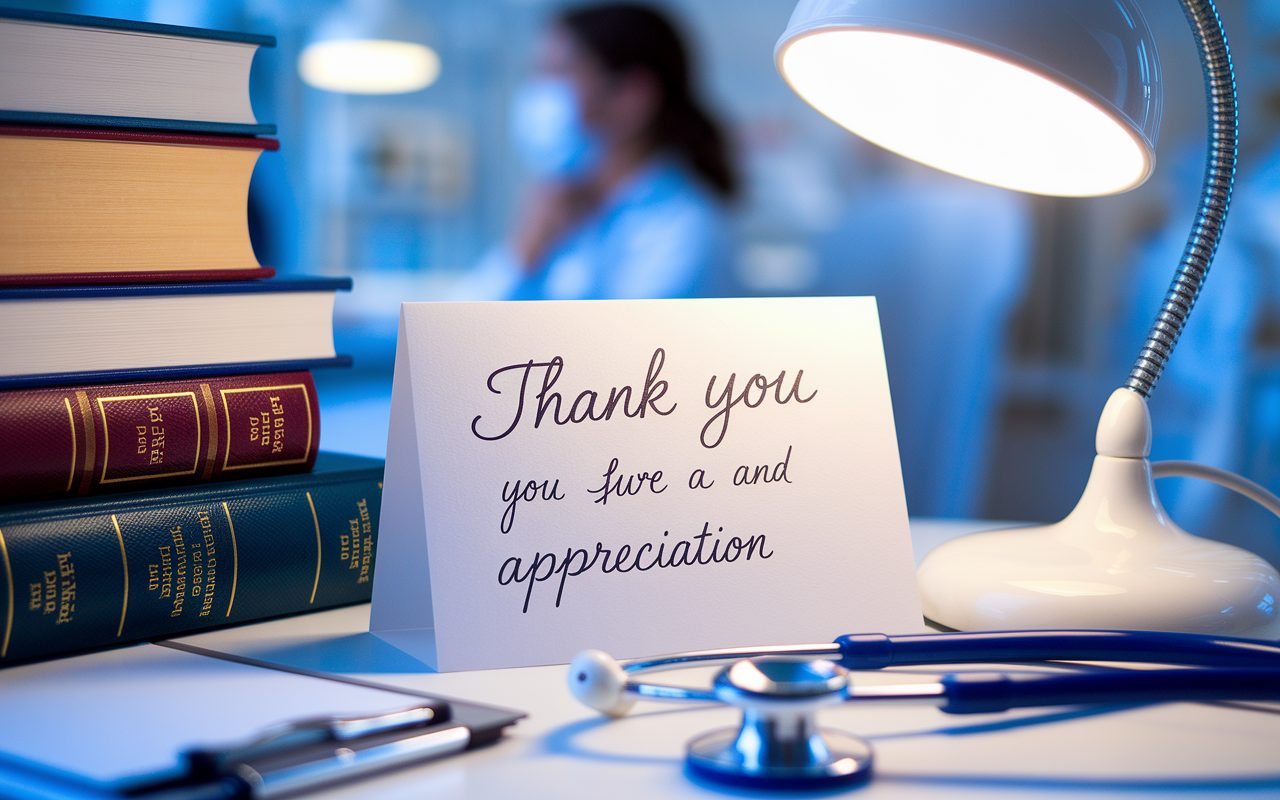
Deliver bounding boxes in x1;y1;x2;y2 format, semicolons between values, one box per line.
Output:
568;630;1280;790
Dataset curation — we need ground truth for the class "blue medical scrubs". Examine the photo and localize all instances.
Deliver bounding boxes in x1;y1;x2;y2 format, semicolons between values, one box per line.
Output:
467;157;727;301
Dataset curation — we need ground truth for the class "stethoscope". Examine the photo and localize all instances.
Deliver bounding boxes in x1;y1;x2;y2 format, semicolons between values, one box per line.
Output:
567;630;1280;790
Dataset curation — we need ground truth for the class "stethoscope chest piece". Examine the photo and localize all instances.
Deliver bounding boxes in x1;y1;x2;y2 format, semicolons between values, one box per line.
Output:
684;659;873;790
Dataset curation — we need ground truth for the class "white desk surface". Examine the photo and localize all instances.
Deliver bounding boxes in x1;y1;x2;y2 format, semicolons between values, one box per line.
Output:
145;518;1280;800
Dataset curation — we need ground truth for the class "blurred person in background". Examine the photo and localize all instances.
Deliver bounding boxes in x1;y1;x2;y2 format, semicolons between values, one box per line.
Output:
460;3;737;300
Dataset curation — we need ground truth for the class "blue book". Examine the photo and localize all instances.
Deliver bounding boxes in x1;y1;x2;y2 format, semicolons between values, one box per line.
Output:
0;278;353;389
0;452;383;665
0;8;275;136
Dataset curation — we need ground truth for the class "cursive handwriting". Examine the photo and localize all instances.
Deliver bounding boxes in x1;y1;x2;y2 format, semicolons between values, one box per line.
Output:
497;523;773;612
733;446;793;486
587;457;667;505
472;348;675;441
500;478;565;533
701;369;816;448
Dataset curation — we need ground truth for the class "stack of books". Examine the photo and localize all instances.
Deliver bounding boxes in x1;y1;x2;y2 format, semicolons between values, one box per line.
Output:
0;9;383;665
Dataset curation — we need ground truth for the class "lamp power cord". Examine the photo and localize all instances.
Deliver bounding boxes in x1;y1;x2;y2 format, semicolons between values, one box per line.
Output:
1152;460;1280;521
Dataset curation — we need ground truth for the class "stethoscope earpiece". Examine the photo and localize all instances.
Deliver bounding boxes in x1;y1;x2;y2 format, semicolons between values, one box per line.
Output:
568;649;636;717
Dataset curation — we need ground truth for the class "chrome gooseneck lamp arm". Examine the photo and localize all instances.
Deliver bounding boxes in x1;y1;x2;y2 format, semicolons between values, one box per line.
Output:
1126;0;1236;397
1123;1;1280;532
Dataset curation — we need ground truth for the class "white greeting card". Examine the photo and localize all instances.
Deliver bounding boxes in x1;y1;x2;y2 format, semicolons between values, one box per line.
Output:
370;297;922;672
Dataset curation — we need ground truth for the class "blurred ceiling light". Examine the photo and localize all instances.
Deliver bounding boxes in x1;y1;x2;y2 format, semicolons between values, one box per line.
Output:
299;39;439;94
298;0;439;95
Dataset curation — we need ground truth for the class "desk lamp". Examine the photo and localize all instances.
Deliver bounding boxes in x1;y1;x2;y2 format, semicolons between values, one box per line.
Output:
776;0;1280;636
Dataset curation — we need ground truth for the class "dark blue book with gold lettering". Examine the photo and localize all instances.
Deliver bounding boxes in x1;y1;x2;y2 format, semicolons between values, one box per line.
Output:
0;453;382;665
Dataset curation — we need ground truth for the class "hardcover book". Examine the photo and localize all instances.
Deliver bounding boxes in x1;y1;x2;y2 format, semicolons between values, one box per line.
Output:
0;126;277;285
0;372;321;502
0;8;275;136
0;452;383;665
0;278;353;388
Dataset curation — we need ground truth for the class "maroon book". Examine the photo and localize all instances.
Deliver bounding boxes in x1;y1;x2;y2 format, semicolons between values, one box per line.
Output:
0;371;320;502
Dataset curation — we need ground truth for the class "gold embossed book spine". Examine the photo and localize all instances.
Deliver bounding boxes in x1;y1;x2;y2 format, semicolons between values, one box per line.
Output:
0;371;320;502
0;452;381;664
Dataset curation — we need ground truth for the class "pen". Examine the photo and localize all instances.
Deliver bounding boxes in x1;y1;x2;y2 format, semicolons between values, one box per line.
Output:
135;702;467;800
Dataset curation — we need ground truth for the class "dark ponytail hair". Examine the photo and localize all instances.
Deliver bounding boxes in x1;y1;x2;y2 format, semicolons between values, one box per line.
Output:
559;3;738;200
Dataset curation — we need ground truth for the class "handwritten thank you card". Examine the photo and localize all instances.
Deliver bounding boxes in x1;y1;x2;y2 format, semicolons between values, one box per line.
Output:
371;298;921;671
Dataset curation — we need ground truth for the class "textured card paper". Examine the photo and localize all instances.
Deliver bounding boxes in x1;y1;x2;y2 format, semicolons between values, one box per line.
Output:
371;298;921;672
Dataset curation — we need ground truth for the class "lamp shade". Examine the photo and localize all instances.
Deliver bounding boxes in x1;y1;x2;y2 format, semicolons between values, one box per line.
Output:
775;0;1161;196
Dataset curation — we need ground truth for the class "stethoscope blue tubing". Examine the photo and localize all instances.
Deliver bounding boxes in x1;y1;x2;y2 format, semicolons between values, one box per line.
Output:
594;630;1280;791
832;629;1280;670
936;668;1280;713
614;630;1280;710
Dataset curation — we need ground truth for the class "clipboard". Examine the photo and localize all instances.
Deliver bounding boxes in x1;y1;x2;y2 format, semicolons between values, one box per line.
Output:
0;641;523;798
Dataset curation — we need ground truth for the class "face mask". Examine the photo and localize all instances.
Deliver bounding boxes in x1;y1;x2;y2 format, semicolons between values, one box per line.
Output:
510;78;601;178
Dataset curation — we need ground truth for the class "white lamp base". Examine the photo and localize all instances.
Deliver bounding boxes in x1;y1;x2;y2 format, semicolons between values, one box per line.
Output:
918;389;1280;638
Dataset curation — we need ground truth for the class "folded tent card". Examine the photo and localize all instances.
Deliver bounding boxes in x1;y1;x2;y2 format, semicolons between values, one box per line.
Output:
371;297;923;672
